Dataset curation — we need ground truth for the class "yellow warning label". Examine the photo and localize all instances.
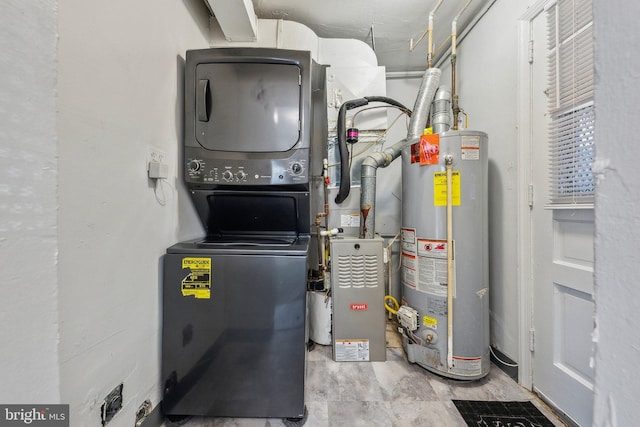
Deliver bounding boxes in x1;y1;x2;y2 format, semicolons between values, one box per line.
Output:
423;315;438;329
181;257;211;299
434;171;461;206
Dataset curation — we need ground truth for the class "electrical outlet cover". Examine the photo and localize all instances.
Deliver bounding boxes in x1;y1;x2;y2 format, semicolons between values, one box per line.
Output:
147;147;166;165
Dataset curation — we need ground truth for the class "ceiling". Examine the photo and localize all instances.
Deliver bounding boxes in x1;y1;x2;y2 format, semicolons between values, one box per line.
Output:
251;0;491;72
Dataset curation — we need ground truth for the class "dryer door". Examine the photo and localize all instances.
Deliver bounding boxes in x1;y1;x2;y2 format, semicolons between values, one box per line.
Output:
195;62;302;153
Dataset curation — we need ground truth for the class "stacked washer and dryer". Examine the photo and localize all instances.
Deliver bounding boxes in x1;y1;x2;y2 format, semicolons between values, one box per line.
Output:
161;48;326;420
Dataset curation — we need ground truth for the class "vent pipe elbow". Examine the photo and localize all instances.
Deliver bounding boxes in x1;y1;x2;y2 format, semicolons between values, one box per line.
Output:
359;138;409;239
359;67;441;239
407;68;442;139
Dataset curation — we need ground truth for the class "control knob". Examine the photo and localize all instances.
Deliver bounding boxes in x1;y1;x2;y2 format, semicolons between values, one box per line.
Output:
222;170;234;181
188;160;202;172
235;170;247;181
290;162;304;175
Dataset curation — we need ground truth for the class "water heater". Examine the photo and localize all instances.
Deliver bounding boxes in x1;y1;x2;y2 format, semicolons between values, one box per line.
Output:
399;130;489;380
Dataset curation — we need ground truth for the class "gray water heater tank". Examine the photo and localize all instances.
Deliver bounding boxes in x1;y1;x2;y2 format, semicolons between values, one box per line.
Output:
400;130;489;380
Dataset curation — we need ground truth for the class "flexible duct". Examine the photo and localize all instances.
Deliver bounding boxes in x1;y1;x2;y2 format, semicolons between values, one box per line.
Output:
360;68;442;238
407;68;442;139
334;97;412;204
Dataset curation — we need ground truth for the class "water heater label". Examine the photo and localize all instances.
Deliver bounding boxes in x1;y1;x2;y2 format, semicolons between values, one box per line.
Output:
452;356;482;376
417;239;456;297
401;252;417;288
401;227;417;254
423;315;438;329
461;135;480;160
181;257;211;299
434;171;461;206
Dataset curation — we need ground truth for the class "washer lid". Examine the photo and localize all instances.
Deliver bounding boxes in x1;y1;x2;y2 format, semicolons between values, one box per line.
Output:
167;235;310;256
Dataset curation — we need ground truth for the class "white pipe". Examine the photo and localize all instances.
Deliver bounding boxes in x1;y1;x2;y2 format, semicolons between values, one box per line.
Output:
319;228;340;237
428;0;445;67
445;155;454;371
451;0;473;56
451;0;472;130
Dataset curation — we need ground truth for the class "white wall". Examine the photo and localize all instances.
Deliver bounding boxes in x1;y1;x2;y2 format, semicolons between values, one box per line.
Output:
0;0;61;403
593;1;640;425
56;0;209;424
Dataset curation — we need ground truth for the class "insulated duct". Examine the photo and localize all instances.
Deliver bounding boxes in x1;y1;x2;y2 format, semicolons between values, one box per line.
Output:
360;68;442;239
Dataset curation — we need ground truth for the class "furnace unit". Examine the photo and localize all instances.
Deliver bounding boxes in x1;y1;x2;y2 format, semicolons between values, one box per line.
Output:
330;237;386;362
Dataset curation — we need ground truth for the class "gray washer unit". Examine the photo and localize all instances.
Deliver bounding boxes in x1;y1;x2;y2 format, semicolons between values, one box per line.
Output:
161;237;309;419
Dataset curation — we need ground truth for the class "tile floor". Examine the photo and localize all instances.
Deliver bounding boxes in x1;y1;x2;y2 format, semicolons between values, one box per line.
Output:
180;341;567;427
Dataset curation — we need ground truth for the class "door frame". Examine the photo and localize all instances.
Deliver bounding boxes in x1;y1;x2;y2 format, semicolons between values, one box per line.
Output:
516;0;548;390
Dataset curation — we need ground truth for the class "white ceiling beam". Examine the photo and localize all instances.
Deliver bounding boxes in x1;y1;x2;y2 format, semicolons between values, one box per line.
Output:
204;0;257;42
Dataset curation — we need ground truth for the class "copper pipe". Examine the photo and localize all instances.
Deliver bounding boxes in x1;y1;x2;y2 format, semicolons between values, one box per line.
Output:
315;159;330;272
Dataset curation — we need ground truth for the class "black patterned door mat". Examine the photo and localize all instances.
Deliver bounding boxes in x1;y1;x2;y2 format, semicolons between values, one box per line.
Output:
453;400;556;427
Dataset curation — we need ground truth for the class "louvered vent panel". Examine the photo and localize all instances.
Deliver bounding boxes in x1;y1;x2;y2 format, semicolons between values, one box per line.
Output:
335;253;381;288
337;255;352;287
365;254;379;287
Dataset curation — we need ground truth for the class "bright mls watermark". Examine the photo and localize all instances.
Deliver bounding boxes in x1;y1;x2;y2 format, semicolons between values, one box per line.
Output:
0;405;68;426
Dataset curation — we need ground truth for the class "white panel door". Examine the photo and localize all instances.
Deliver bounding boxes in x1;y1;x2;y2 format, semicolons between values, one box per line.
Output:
529;9;594;426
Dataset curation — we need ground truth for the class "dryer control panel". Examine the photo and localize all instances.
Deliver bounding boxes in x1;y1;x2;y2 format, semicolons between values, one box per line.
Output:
185;147;309;187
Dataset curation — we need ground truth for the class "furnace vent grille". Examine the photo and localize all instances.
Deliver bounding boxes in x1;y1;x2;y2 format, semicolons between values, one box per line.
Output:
336;254;380;288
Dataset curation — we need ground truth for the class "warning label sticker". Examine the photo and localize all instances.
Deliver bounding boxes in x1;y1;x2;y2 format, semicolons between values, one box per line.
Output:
420;133;440;165
401;227;417;254
427;296;448;317
416;239;455;297
461;135;480;161
416;239;451;297
340;214;360;228
335;339;370;361
410;142;421;164
181;257;211;299
423;315;438;329
434;171;461;206
401;252;417;288
452;356;483;376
